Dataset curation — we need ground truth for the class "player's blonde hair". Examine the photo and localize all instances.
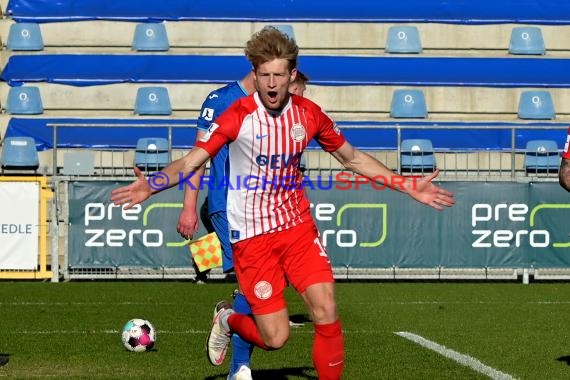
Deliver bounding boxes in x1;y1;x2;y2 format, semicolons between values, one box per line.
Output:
245;26;299;71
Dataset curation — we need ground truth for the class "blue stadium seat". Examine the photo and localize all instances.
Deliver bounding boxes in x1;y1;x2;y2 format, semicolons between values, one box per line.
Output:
390;89;428;118
400;139;436;173
518;90;555;120
509;27;545;55
134;137;170;171
134;87;172;115
6;86;44;114
1;136;39;171
7;22;44;51
386;26;422;54
524;140;560;174
270;24;295;40
132;23;169;51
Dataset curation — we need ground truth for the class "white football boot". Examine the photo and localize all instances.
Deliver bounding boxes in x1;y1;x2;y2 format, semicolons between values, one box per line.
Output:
206;303;233;366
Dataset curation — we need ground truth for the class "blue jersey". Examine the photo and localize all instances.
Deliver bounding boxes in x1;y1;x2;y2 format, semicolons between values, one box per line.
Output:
197;81;248;214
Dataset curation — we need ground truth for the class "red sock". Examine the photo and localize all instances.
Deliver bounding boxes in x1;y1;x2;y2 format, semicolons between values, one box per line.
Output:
313;320;344;380
227;313;269;350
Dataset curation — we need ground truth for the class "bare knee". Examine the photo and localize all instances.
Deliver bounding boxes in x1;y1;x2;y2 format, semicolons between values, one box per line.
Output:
302;282;339;324
311;299;338;323
255;311;290;350
262;330;289;350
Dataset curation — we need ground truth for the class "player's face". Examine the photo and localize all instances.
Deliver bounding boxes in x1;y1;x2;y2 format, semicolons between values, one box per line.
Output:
254;58;297;112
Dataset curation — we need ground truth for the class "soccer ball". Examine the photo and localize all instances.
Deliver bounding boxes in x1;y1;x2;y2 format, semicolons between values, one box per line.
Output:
121;318;156;352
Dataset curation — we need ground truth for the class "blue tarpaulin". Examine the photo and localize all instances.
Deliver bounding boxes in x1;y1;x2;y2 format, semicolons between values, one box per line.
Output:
4;118;198;151
5;118;567;152
6;0;570;25
3;55;570;88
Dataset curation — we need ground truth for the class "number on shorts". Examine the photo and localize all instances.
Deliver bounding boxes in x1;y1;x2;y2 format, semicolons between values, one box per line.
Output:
314;237;328;258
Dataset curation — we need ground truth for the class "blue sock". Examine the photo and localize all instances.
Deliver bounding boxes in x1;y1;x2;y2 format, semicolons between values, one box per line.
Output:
230;292;253;376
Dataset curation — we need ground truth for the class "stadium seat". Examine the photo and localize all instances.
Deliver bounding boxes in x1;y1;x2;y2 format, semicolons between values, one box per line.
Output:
524;139;560;174
400;139;436;173
132;23;169;51
134;87;172;115
0;136;39;171
6;86;44;114
509;27;545;55
6;22;44;51
517;90;555;120
385;26;422;54
134;137;170;171
390;89;428;118
62;151;96;176
270;24;295;40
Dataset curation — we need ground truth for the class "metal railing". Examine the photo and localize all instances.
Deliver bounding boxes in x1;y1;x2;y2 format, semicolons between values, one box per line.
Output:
45;121;567;181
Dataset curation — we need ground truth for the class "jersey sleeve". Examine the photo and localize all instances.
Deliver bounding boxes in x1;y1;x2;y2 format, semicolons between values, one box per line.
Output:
563;126;570;159
197;91;224;132
195;101;242;157
313;107;346;152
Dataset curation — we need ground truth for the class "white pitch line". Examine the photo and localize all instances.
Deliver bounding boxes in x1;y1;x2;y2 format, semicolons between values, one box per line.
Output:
5;329;209;335
4;300;570;306
395;331;516;380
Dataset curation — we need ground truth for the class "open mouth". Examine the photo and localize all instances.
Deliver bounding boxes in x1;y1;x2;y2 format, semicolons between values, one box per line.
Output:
267;91;278;102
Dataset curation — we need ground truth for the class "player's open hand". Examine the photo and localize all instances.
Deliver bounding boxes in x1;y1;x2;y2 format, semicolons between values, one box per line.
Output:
177;207;199;240
407;169;455;210
111;167;152;209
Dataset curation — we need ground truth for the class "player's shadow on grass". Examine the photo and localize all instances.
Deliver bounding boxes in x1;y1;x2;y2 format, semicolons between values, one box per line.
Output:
0;354;10;367
556;355;570;365
205;366;317;380
289;313;312;325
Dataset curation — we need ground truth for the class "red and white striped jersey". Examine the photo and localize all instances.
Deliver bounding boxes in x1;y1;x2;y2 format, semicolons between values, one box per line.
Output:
563;126;570;159
196;92;345;242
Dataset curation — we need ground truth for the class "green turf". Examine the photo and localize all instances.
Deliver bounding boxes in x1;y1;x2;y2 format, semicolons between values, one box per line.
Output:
1;281;570;379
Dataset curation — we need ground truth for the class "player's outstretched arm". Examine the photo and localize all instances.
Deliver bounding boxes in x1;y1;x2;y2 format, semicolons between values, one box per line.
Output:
111;147;211;210
559;158;570;192
405;169;455;210
331;141;455;210
110;167;152;208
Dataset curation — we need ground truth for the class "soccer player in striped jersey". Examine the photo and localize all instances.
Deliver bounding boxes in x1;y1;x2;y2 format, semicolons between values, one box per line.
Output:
112;26;455;380
176;70;309;379
559;128;570;191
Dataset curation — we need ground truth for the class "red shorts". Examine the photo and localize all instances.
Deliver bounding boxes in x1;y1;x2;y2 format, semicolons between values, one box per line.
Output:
232;222;334;315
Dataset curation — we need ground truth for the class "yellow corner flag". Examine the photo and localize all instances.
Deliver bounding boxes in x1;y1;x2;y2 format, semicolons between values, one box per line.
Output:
189;232;222;272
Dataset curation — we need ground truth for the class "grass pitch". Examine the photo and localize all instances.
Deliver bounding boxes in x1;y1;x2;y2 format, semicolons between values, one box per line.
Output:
1;281;570;379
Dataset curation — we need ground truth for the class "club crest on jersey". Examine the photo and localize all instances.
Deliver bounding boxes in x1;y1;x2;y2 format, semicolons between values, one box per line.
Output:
199;123;219;142
254;281;273;300
290;123;306;142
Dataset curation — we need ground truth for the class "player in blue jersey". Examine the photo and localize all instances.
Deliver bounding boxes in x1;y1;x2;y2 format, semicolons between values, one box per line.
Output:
177;71;308;380
177;71;255;380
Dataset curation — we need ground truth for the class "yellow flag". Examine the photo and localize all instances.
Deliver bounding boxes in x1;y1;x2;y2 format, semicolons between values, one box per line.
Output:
189;232;222;272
